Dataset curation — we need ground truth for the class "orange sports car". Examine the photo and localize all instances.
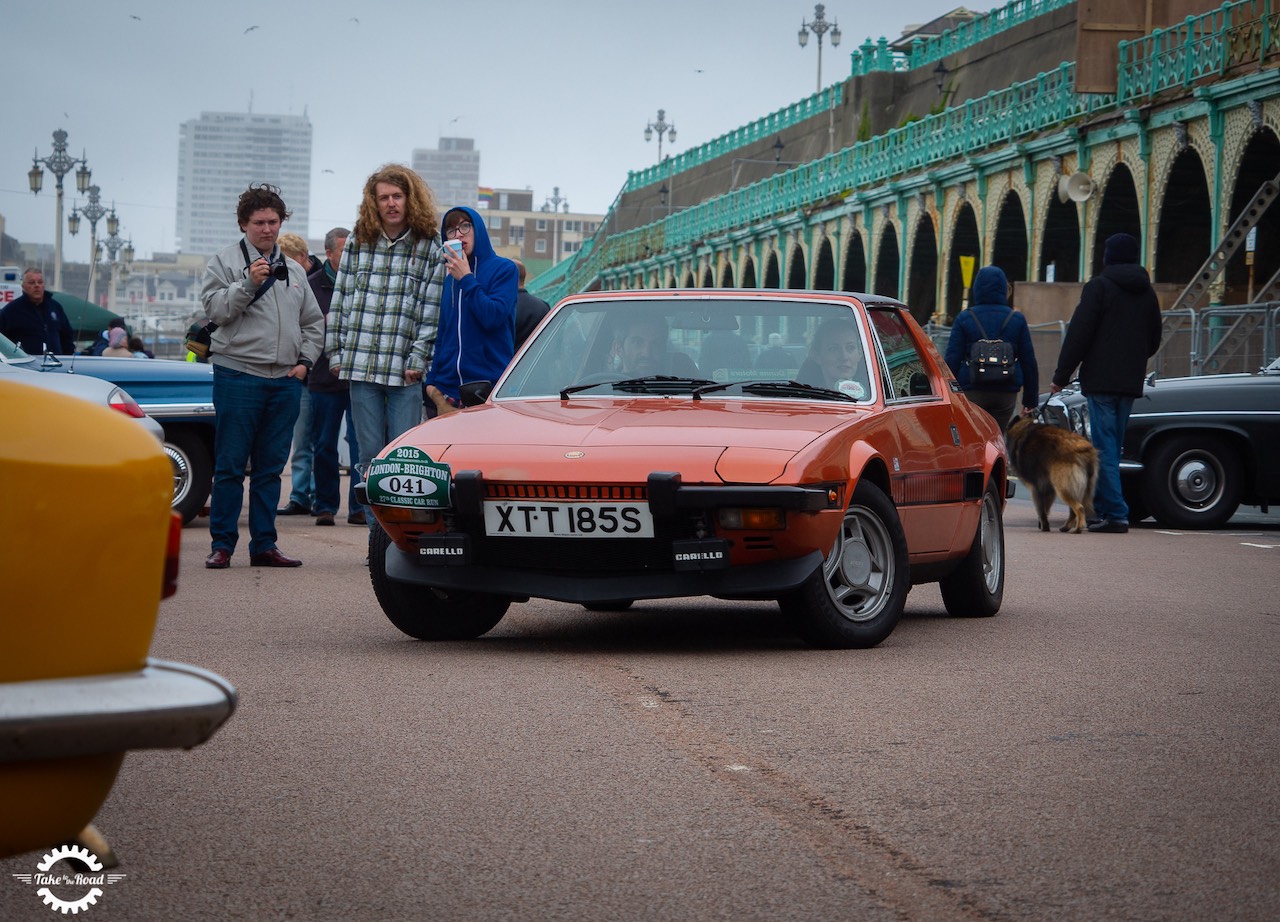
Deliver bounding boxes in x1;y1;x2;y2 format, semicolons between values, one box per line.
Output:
363;290;1009;648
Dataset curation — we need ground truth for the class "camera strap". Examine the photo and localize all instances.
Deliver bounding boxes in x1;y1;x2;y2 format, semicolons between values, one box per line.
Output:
240;239;280;307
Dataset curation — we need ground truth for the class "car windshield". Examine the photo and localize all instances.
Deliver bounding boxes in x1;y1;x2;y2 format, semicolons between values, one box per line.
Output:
0;332;35;365
497;296;876;403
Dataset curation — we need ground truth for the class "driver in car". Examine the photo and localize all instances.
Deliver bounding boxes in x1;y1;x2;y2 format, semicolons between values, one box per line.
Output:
613;315;698;376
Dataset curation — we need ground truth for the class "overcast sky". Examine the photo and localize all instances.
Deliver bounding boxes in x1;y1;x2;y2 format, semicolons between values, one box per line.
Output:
4;0;955;262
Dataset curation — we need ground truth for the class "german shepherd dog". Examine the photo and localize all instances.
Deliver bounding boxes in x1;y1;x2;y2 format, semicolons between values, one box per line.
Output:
1005;416;1100;533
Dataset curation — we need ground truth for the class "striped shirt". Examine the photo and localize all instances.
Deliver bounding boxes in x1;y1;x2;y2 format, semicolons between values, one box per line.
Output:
325;230;445;386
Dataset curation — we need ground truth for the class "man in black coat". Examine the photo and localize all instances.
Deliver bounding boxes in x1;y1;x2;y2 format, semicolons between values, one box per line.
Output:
0;268;74;355
512;259;550;348
1051;233;1163;533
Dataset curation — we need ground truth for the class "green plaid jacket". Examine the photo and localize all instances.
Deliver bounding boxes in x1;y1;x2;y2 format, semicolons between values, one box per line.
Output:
325;230;445;385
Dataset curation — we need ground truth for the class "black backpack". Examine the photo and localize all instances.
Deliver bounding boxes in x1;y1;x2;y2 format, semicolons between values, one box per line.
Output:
966;311;1017;386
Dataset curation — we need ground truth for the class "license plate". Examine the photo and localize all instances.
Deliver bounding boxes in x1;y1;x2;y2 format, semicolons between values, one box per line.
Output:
483;501;654;538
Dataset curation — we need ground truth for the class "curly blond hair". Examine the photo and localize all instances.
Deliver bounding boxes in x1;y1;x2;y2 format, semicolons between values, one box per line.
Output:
352;164;438;246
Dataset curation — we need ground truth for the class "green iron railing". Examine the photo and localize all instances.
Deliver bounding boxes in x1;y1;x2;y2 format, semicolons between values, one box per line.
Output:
850;0;1077;75
624;87;843;194
531;0;1278;304
1117;0;1278;103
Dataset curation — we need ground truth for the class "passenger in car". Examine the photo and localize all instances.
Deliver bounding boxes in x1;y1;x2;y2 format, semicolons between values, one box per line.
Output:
795;317;869;397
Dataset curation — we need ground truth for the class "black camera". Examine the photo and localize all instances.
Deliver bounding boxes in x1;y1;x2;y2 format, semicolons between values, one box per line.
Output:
270;260;290;281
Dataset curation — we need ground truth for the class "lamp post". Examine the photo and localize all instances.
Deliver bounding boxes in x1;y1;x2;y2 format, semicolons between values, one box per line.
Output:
28;129;91;292
101;210;130;312
68;184;110;303
798;4;841;95
540;186;570;265
644;109;676;164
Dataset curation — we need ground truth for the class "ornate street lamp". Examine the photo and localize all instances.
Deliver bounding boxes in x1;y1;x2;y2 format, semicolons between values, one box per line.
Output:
29;129;90;292
101;209;130;312
540;186;570;265
68;184;110;303
798;4;841;95
644;110;676;164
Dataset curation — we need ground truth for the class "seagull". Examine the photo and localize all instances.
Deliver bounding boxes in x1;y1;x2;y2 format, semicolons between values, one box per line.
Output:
322;168;334;174
129;14;142;20
243;25;259;33
348;17;359;24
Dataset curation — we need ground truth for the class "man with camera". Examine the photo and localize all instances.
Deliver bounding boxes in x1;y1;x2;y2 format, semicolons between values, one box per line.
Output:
199;183;325;570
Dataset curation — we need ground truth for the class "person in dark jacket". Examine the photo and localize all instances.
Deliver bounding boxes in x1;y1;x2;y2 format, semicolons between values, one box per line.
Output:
0;268;74;355
1050;232;1163;534
307;227;365;527
425;206;517;416
944;265;1039;434
512;258;550;348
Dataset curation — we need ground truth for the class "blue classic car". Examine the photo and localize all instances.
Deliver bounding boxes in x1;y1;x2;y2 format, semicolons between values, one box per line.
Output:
1044;357;1280;528
0;338;215;523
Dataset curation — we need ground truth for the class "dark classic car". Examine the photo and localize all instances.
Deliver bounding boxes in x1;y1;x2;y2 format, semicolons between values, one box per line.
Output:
1043;356;1280;528
361;289;1010;650
2;342;216;524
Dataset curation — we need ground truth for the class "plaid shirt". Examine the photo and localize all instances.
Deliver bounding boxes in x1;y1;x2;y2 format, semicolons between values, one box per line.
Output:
325;230;445;386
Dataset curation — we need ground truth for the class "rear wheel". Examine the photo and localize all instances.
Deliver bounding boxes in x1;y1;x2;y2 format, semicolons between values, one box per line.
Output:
163;427;211;524
369;527;509;640
1142;434;1243;529
940;482;1004;618
779;481;909;649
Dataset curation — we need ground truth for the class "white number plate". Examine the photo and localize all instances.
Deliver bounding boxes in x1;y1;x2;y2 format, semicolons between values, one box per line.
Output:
483;501;654;538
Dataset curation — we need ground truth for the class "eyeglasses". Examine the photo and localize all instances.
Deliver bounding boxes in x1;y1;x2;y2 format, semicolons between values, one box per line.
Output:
445;221;474;239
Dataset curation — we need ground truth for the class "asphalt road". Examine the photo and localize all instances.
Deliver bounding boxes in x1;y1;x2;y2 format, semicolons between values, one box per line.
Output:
3;493;1277;921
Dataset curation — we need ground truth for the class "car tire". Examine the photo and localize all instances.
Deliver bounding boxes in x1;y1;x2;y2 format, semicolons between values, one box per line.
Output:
1142;434;1244;529
368;526;509;640
583;600;634;612
779;481;909;649
163;427;212;525
939;482;1004;618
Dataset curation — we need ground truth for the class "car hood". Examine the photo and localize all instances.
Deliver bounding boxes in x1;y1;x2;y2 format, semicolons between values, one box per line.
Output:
392;397;870;484
1137;371;1277;411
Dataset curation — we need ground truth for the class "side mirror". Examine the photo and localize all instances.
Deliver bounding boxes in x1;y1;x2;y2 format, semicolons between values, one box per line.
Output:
459;381;493;407
908;371;932;397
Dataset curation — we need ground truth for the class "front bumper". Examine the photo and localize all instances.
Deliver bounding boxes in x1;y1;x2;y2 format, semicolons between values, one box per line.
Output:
386;541;824;603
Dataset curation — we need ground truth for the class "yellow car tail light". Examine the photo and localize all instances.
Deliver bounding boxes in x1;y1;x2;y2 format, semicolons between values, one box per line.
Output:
163;512;181;599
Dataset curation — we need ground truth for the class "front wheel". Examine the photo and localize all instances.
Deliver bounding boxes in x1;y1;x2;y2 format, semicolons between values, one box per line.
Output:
779;481;910;649
1141;434;1243;529
939;482;1004;618
369;527;510;640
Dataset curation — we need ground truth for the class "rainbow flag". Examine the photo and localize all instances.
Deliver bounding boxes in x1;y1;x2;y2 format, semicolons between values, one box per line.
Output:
478;186;494;207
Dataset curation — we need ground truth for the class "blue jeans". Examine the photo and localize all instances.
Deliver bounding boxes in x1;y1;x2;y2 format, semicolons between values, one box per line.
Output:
311;390;362;517
210;367;302;556
287;388;314;507
349;381;424;532
1087;393;1135;522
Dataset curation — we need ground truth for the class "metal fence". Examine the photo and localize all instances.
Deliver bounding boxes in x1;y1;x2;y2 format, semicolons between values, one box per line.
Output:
924;304;1280;380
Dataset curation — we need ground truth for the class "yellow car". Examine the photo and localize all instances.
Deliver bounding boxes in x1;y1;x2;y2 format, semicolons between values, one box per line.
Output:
0;379;236;860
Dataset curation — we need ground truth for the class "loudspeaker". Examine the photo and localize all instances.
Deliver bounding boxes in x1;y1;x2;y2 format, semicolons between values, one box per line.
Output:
1057;172;1095;204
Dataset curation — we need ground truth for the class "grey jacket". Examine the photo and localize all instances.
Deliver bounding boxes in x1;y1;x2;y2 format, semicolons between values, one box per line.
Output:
200;236;325;377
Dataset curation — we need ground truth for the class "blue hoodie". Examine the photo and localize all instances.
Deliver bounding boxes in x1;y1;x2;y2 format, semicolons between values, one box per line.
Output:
425;206;518;401
943;265;1039;407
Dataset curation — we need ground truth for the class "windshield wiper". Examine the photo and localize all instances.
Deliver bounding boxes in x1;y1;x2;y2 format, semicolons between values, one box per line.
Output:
561;375;716;399
691;379;856;402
